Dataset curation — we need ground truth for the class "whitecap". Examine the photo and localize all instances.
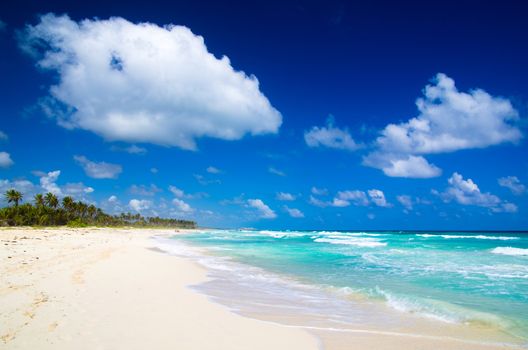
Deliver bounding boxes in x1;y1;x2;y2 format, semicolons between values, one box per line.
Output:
417;234;519;240
491;247;528;256
314;237;387;247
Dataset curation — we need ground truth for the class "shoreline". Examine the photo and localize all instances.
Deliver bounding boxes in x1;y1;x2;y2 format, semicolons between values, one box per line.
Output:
1;227;525;350
0;227;318;349
160;231;526;350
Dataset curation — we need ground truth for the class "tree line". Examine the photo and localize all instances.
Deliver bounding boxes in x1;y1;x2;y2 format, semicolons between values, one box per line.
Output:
0;189;196;228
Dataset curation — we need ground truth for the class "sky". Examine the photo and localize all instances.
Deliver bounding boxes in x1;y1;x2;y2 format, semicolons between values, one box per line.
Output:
0;0;527;230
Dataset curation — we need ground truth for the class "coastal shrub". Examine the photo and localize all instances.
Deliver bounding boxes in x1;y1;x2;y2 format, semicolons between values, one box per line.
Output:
67;219;89;228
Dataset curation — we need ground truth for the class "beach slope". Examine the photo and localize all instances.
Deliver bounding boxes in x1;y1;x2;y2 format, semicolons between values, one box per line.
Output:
0;228;318;350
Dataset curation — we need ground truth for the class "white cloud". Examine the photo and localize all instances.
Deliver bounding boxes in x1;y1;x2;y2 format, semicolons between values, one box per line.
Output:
364;73;522;178
21;14;281;150
365;154;441;178
498;176;526;195
0;152;13;168
35;170;94;199
39;170;62;195
247;199;276;219
443;173;500;207
311;187;328;196
368;189;391;207
111;144;147;155
304;116;360;151
129;184;162;196
168;185;206;199
101;195;122;214
284;206;304;218
397;195;413;210
172;198;193;213
0;131;7;140
74;155;122;179
169;185;185;198
124;145;147;155
493;202;518;213
63;182;94;195
220;194;246;206
331;198;350;207
150;167;158;174
437;172;516;213
309;195;328;207
268;167;286;177
335;190;369;206
129;199;151;212
206;166;221;174
194;174;221;185
310;189;390;208
276;192;296;201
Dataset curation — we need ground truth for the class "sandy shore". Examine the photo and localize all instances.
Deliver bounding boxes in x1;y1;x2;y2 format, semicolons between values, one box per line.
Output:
1;227;522;350
0;227;318;350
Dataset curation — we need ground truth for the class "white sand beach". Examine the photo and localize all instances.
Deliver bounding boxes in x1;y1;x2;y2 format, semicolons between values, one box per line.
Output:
0;228;318;350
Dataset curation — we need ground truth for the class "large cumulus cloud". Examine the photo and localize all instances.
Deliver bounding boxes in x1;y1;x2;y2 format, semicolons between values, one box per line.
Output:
20;14;282;150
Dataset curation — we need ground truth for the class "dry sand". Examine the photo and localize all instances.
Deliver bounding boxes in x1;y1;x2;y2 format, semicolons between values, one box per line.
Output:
0;227;319;350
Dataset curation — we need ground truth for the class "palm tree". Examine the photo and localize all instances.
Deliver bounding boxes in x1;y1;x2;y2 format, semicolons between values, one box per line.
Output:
5;189;23;207
62;196;74;212
44;192;59;209
34;194;45;207
87;205;97;220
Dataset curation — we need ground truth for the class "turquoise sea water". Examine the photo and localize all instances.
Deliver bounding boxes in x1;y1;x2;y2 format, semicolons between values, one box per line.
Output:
168;230;528;343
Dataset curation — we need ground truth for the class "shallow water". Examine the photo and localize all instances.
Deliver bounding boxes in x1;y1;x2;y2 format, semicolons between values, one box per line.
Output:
158;230;528;346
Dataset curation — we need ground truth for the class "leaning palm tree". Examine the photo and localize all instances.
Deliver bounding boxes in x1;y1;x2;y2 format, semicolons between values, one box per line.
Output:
5;189;23;207
44;192;59;209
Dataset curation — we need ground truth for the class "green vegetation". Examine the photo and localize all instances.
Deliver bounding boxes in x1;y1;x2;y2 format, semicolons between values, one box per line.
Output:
0;189;196;228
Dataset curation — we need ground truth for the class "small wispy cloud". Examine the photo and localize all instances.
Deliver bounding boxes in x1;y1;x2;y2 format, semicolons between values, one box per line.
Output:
498;176;526;195
129;184;162;196
194;174;221;185
276;192;296;201
74;155;122;179
0;152;13;168
169;185;208;199
269;167;286;177
284;206;304;218
247;199;277;219
304;116;361;152
206;166;222;174
311;187;328;196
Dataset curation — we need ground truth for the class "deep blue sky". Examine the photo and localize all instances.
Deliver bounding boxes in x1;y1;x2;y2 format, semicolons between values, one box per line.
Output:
0;0;527;230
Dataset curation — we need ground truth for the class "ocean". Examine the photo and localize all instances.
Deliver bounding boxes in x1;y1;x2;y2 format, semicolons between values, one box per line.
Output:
155;230;528;347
